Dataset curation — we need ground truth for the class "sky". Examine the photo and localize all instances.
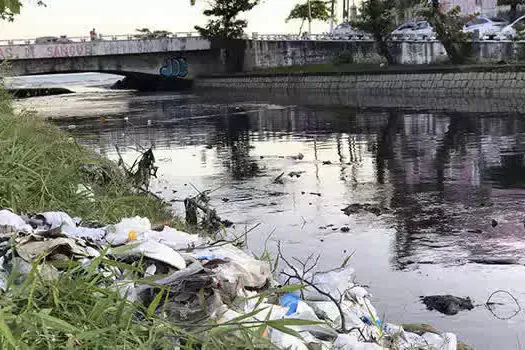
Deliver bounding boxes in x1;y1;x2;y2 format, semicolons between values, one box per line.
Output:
0;0;356;40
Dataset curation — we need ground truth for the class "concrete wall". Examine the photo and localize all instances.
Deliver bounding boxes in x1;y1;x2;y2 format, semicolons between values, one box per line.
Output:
196;69;525;97
242;40;525;70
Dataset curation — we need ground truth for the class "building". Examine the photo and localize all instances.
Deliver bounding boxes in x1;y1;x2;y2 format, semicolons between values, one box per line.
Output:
440;0;498;16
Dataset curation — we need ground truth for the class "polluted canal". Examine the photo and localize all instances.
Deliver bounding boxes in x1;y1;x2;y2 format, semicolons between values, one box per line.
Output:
13;73;525;349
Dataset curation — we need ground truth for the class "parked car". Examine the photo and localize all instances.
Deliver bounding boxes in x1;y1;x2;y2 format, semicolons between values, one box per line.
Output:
331;23;370;40
390;20;435;40
462;16;507;39
497;15;525;39
35;36;73;44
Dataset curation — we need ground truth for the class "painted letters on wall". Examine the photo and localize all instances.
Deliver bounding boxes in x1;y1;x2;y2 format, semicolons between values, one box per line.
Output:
159;57;188;78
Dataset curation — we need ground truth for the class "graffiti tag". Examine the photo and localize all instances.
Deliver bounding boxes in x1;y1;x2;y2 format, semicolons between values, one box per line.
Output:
159;57;188;78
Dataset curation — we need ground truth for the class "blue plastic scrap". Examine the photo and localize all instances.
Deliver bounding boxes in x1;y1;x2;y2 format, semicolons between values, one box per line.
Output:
280;293;300;316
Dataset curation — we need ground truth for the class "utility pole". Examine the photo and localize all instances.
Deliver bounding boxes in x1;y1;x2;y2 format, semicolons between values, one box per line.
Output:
329;0;335;34
308;0;312;36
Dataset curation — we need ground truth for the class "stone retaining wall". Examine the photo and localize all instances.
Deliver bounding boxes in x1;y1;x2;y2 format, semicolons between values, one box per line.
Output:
197;70;525;97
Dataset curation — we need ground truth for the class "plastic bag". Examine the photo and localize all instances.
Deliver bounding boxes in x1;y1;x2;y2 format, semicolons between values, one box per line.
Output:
197;244;271;289
106;216;151;245
124;240;186;270
307;300;365;331
281;265;355;301
287;301;338;340
143;226;205;249
42;212;77;229
62;226;106;241
422;332;457;350
268;328;309;350
0;210;32;233
333;334;385;349
280;293;300;316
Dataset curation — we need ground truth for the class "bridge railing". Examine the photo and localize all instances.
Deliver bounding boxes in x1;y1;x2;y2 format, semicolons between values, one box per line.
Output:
251;32;375;41
0;32;204;46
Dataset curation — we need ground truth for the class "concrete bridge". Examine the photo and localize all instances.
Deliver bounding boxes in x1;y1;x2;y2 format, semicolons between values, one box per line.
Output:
1;33;520;90
0;34;233;88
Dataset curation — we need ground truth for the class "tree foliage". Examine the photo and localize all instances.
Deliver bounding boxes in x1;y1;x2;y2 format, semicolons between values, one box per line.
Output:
420;2;471;64
195;0;259;39
498;0;525;21
358;0;396;64
286;1;331;34
134;28;172;39
0;0;45;21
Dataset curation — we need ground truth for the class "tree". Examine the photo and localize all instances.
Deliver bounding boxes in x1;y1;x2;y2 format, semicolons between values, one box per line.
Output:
498;0;524;21
286;1;331;35
134;28;172;39
0;0;45;21
420;2;471;64
358;0;396;64
395;0;424;24
195;0;259;39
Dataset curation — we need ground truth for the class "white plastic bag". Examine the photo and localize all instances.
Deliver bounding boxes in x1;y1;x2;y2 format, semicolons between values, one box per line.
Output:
0;210;32;233
62;226;106;241
106;216;151;245
143;226;205;249
42;212;76;229
307;300;365;331
422;332;457;350
196;244;271;289
346;286;370;304
124;240;186;270
333;334;386;350
281;265;355;301
287;301;338;339
268;328;309;350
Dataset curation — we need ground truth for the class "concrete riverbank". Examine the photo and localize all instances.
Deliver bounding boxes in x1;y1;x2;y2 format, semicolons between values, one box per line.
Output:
196;64;525;98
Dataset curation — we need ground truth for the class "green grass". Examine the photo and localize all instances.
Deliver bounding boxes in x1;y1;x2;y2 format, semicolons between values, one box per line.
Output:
0;88;171;224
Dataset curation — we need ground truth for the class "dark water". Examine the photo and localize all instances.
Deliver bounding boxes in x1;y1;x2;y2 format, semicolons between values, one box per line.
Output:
15;75;525;349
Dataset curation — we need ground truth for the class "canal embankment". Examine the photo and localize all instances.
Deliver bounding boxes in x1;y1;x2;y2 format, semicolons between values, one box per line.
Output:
196;64;525;98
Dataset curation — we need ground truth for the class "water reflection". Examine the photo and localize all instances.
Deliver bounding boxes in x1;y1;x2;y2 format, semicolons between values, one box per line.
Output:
62;95;525;273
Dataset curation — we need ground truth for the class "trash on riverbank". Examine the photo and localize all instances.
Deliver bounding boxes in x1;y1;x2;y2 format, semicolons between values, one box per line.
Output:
0;208;464;349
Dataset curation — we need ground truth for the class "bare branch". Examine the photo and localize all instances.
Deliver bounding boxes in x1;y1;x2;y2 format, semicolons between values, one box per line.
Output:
277;242;364;337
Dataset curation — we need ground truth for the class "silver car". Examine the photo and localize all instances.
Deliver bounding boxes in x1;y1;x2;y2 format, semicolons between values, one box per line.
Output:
462;16;507;39
390;21;435;41
331;23;370;40
498;15;525;39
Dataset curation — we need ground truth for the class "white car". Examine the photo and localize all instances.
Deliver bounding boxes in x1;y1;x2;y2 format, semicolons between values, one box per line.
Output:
331;23;370;40
390;20;435;41
462;16;507;39
498;15;525;39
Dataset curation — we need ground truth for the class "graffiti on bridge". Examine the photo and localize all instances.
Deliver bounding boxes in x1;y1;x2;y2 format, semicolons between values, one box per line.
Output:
159;57;188;78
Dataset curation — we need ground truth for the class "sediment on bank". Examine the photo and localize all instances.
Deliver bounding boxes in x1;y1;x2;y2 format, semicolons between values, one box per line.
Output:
8;87;74;99
196;64;525;97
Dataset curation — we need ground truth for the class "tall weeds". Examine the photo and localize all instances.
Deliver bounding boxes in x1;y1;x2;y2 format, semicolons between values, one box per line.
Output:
0;89;171;223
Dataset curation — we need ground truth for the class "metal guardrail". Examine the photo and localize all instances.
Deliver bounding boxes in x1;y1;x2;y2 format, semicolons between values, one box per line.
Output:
252;33;374;41
0;31;521;45
0;32;204;46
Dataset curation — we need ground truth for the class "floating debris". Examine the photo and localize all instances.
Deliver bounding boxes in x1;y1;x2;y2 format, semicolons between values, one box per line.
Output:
421;295;474;316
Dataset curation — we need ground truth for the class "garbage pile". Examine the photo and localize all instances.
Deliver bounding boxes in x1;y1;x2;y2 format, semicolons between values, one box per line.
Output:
0;209;459;350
